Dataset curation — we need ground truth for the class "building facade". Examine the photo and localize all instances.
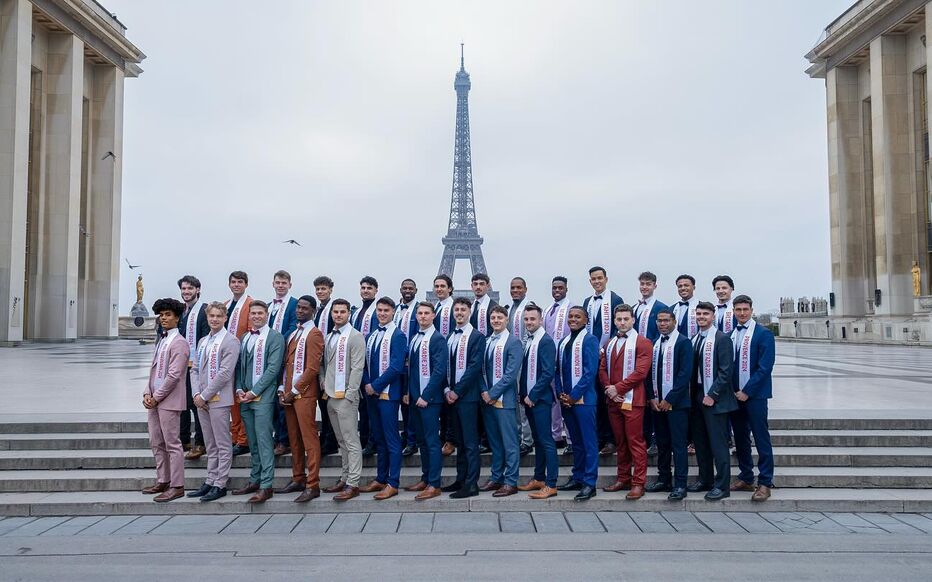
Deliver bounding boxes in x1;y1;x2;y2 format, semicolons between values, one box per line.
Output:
0;0;143;345
807;0;932;344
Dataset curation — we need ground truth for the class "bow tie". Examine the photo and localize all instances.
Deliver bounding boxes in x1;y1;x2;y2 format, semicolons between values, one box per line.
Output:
490;336;500;342
678;301;689;307
273;299;283;304
619;333;628;339
159;331;168;338
660;335;670;342
736;325;748;331
249;330;260;335
717;304;727;309
593;295;603;300
377;326;387;332
417;331;426;335
453;328;464;334
639;299;648;305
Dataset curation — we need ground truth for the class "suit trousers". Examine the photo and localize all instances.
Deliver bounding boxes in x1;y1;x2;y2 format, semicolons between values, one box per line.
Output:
452;399;480;487
563;404;598;486
730;398;774;487
525;402;558;487
230;402;248;447
147;407;184;488
284;394;321;488
642;405;655;445
654;408;689;488
368;397;402;488
180;369;204;447
401;394;416;446
411;402;442;487
482;404;519;486
318;398;338;451
516;404;533;448
607;403;647;486
197;405;232;488
551;399;568;442
241;400;275;489
690;404;731;491
274;399;289;446
440;402;457;445
327;395;363;487
357;390;372;448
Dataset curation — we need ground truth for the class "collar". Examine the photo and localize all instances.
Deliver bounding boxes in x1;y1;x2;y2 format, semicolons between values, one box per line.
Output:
334;323;352;334
474;295;490;306
455;323;473;334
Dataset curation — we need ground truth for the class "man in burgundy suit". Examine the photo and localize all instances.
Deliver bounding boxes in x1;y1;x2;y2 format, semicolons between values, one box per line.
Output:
598;304;653;500
143;298;190;502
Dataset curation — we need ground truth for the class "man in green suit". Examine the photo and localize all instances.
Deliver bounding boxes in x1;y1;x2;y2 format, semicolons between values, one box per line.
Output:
231;300;285;503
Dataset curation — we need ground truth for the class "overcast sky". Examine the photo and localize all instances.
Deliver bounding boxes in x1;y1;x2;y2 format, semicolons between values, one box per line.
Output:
108;0;850;314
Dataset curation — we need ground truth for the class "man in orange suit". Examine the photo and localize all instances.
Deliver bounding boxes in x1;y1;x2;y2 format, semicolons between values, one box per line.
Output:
598;304;653;500
225;270;253;456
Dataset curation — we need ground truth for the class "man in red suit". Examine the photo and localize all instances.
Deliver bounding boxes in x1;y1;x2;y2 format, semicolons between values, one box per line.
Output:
598;304;652;500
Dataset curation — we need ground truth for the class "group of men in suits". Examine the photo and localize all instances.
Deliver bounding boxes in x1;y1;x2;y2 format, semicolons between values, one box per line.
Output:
142;267;775;504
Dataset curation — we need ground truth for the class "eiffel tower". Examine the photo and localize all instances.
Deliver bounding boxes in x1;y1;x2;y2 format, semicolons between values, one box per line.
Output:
432;44;498;302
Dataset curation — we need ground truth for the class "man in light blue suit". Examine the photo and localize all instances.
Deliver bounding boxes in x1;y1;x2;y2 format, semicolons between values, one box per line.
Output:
728;294;776;503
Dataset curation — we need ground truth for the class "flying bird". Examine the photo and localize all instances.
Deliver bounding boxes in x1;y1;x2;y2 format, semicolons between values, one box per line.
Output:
101;151;116;161
79;225;91;238
125;258;141;270
282;239;302;246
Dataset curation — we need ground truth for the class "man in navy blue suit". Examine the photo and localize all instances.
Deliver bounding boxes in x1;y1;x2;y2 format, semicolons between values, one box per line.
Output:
645;308;694;501
393;278;420;455
441;297;487;498
403;302;448;500
728;294;776;502
555;306;601;501
269;270;298;457
351;276;380;457
633;271;668;455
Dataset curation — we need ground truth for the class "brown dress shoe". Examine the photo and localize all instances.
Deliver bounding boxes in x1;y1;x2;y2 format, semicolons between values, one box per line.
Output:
294;487;321;503
333;486;359;502
730;480;755;492
492;485;518;497
323;480;347;494
528;486;558;500
275;480;306;494
599;443;617;456
625;485;645;500
153;487;184;502
232;482;260;496
603;480;632;493
248;488;273;503
404;480;428;492
479;481;503;492
752;485;772;502
374;485;399;500
517;479;545;492
442;442;456;456
183;442;192;452
141;482;169;495
185;445;206;460
358;480;387;493
415;486;442;500
274;444;290;457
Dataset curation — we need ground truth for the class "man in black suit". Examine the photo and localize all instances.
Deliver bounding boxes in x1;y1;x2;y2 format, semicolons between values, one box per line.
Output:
688;301;738;501
469;273;499;337
178;275;209;460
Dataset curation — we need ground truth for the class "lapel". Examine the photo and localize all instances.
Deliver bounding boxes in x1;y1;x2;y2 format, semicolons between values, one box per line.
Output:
610;339;623;375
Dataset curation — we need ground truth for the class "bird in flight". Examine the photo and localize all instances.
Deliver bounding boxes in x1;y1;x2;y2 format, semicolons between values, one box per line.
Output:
101;151;116;161
125;258;141;270
282;239;302;246
79;225;91;238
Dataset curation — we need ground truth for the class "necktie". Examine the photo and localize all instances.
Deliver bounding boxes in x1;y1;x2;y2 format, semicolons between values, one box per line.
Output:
549;303;558;316
695;333;706;384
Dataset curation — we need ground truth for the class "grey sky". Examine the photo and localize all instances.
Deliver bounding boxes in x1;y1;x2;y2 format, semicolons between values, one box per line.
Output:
109;0;849;313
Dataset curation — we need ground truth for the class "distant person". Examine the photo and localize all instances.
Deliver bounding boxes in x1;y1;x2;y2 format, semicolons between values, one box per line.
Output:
177;275;208;461
224;270;252;456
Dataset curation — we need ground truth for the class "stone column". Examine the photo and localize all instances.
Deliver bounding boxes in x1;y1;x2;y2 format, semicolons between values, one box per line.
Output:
0;0;31;344
826;65;868;317
869;34;916;316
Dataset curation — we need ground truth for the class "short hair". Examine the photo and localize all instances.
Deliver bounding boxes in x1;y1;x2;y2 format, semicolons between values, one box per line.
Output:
614;304;634;317
552;276;568;285
732;294;753;307
416;301;436;313
524;303;542;316
638;271;657;283
434;274;453;288
401;278;417;287
313;276;334;288
360;275;378;288
588;266;607;277
205;301;227;316
452;296;472;309
297;294;318;310
695;301;716;313
656;307;676;319
330;298;351;310
490;305;509;317
511;276;527;287
569;305;589;319
273;270;291;282
471;273;490;284
676;274;696;286
177;275;201;289
712;275;735;289
152;298;185;318
376;296;396;309
229;270;248;284
249;300;269;313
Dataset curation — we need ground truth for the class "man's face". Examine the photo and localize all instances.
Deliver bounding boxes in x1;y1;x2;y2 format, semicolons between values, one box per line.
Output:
567;309;586;331
400;280;417;302
206;308;226;331
490;311;507;333
734;303;753;324
416;306;434;328
714;281;733;303
615;311;634;334
295;299;314;323
248;307;268;329
676;278;695;300
331;304;349;326
453;302;470;325
524;310;541;334
639;279;656;299
657;313;675;335
179;282;199;303
472;279;489;298
696;309;714;329
589;270;607;294
229;277;247;296
315;284;332;302
434;279;451;300
273;276;292;297
376;303;394;325
360;282;378;301
510;279;526;302
552;281;567;302
159;310;180;331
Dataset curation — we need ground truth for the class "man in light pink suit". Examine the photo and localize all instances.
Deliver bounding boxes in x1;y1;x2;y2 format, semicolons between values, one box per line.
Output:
143;298;190;502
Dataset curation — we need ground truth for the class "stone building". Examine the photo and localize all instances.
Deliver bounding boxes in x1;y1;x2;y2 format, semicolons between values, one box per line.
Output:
0;0;143;345
806;0;932;344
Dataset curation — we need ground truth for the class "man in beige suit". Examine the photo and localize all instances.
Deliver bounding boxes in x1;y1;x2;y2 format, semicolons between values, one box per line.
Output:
320;298;367;501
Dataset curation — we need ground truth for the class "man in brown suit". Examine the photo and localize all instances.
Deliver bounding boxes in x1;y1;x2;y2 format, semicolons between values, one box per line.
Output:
276;295;325;502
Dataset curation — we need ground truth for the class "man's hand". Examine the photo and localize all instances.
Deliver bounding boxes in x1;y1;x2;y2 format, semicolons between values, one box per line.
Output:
282;391;296;406
481;391;491;405
649;398;660;412
194;394;207;409
143;394;156;409
559;393;572;408
605;386;618;401
235;390;246;404
402;394;410;406
446;391;459;405
736;390;749;402
416;397;428;408
365;384;376;397
659;400;672;412
702;395;715;407
524;396;534;407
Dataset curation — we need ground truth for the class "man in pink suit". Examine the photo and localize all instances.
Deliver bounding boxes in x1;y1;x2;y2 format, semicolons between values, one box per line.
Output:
143;298;190;502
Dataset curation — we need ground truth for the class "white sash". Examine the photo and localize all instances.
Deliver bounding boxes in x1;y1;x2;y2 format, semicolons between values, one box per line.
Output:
318;301;332;336
394;302;413;338
679;301;698;338
438;299;452;338
558;329;588;404
355;302;377;337
332;331;349;398
366;323;396;397
153;330;181;391
552;302;569;342
702;331;717;394
637;299;655;336
717;303;734;334
201;329;227;402
488;331;509;408
250;327;271;396
227;295;250;337
292;322;317;390
418;328;436;395
735;320;756;390
451;326;473;383
605;330;638;410
525;328;545;391
651;330;679;401
185;303;203;364
476;299;489;336
510;298;528;338
271;295;293;332
586;294;611;343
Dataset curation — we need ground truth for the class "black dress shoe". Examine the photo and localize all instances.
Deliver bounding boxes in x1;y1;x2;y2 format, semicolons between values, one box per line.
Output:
563;444;573;455
645;480;672;493
478;444;491;454
362;443;377;457
704;487;730;501
557;479;583;491
574;485;596;501
231;444;250;456
668;487;687;501
554;439;567;449
449;486;479;499
402;445;418;457
646;444;658;456
519;444;533;457
440;481;463;493
186;482;212;498
200;486;227;502
687;482;712;493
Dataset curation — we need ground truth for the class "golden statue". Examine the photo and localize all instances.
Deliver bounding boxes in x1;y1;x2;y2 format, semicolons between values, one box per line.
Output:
913;261;922;297
136;274;145;304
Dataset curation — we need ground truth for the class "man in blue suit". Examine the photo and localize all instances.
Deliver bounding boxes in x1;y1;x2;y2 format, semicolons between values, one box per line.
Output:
403;302;448;500
633;271;668;455
269;270;298;457
469;273;498;337
517;304;559;499
441;297;487;499
479;305;523;497
351;276;380;457
393;278;420;456
359;297;407;501
728;294;776;502
432;274;459;458
645;308;694;501
556;306;601;501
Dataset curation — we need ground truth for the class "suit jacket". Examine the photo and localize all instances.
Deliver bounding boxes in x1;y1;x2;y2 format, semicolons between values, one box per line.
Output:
269;296;298;338
581;290;624;346
646;333;693;410
555;331;600;405
394;300;420;340
543;298;574;342
482;333;523;409
519;332;556;405
234;328;285;403
191;331;240;407
406;328;448;404
433;298;455;337
315;299;335;335
281;324;324;399
321;325;366;400
362;326;407;401
225;295;253;339
690;330;737;414
634;298;668;343
598;333;652;408
147;331;191;411
731;324;775;399
179;303;209;359
351;300;379;337
447;327;486;403
469;296;498;336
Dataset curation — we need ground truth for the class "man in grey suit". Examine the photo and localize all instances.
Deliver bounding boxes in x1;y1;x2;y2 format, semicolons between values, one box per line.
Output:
231;301;285;504
188;301;240;503
320;298;367;502
689;301;738;501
